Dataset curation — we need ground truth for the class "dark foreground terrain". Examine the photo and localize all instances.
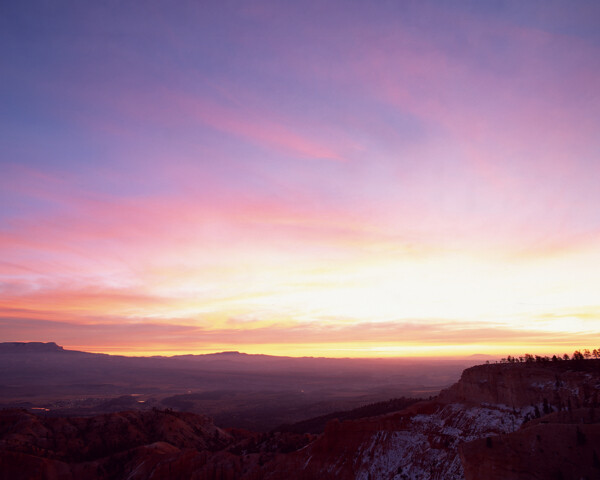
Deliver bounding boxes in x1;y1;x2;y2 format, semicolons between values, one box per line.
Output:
1;353;600;479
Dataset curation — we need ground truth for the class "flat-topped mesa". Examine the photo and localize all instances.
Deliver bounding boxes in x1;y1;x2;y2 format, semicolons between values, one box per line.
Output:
450;361;600;480
0;342;64;353
438;360;600;409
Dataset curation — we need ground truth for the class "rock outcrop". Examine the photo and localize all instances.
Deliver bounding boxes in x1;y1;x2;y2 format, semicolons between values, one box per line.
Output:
256;361;600;480
452;361;600;480
0;408;312;480
460;409;600;480
440;361;599;410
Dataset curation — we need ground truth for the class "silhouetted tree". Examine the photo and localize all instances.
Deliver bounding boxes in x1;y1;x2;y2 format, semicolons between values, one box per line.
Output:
498;348;600;366
543;398;551;415
555;374;562;389
576;427;587;445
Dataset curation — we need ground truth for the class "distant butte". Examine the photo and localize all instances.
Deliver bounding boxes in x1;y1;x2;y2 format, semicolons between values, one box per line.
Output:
0;341;64;352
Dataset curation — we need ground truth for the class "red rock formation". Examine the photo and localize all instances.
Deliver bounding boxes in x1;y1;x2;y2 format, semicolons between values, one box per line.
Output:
0;408;313;480
439;362;598;410
460;408;600;480
259;362;600;480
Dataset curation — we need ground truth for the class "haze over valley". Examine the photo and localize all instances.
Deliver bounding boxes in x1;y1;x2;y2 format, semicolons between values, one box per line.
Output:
0;342;479;431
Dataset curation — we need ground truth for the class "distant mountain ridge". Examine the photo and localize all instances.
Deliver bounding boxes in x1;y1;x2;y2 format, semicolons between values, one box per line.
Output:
0;342;246;358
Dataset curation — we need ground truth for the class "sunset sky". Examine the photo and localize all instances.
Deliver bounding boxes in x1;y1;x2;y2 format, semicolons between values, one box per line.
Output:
1;1;599;357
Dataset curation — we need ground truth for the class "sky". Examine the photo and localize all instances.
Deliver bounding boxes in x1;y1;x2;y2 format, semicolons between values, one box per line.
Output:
1;0;599;357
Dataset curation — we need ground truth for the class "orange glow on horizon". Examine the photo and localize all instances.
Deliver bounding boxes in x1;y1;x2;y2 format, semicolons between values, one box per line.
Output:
3;243;600;358
67;342;600;360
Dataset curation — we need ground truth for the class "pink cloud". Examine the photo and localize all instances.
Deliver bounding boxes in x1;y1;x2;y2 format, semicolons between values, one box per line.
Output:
63;77;348;164
181;95;345;162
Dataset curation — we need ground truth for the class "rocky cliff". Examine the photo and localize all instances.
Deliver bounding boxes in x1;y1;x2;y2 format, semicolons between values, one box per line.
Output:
460;408;600;480
450;361;600;480
440;361;599;410
257;360;600;480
